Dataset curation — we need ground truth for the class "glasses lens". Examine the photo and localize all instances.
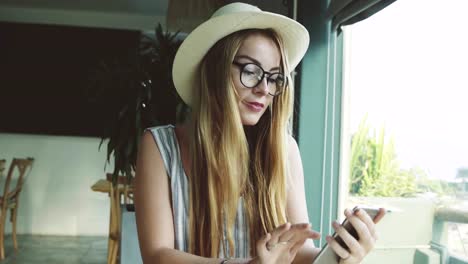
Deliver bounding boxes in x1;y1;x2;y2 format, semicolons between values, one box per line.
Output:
241;64;263;88
237;63;287;96
266;73;286;95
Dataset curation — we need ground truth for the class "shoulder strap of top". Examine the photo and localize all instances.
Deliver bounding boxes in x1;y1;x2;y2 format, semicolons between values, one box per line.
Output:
146;125;177;179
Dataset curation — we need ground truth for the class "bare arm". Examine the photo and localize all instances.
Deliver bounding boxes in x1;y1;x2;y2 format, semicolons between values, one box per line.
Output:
135;130;317;264
286;136;321;264
134;131;230;264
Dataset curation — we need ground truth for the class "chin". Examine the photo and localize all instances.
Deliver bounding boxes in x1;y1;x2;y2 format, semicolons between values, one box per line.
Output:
240;115;262;126
239;106;267;126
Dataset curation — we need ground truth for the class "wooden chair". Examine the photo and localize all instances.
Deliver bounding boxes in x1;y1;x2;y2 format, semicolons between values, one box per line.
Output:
106;173;134;206
0;160;5;176
108;183;121;264
0;158;34;260
106;173;134;264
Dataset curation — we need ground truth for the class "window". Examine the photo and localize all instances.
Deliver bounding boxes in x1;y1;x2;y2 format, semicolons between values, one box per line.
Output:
341;0;468;261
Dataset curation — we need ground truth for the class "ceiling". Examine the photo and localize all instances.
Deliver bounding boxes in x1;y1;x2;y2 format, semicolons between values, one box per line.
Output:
0;0;289;31
0;0;168;15
0;0;169;30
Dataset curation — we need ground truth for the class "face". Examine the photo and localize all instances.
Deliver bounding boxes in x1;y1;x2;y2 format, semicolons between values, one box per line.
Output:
231;33;282;126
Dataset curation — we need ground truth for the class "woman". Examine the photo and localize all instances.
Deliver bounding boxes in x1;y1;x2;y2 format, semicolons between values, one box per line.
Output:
135;2;384;264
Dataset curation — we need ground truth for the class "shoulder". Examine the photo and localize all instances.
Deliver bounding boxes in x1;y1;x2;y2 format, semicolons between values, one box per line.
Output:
286;135;304;188
287;135;301;163
139;124;177;164
145;124;175;135
143;124;177;148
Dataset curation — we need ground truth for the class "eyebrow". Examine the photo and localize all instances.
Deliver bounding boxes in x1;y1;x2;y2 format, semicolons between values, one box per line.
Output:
235;55;281;72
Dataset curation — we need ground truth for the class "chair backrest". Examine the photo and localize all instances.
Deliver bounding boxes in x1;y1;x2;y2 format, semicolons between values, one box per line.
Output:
0;160;5;176
2;158;34;201
106;173;134;205
106;173;133;185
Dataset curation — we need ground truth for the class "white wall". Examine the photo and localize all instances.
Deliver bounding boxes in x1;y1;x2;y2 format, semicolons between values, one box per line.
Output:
0;133;113;236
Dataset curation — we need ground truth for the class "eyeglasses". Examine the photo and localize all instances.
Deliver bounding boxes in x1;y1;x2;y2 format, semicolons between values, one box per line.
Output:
232;61;287;96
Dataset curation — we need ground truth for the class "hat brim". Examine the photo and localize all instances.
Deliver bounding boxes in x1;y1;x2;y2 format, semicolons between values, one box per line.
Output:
173;11;309;106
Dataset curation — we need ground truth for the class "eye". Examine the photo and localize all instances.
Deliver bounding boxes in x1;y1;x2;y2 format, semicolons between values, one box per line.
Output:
275;75;285;86
267;77;277;84
268;74;285;85
243;69;256;76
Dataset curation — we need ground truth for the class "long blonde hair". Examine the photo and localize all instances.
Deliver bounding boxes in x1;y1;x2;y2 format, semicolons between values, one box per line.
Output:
187;28;294;257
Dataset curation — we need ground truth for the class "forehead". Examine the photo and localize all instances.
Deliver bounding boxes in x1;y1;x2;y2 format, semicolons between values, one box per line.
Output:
236;33;281;67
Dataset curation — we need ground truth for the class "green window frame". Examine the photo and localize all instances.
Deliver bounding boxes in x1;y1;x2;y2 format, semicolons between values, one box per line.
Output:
296;0;344;247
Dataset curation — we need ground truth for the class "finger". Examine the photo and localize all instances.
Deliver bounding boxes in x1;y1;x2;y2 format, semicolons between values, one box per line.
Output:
290;222;311;230
269;222;291;244
372;208;386;224
354;208;377;238
278;223;310;242
346;213;375;251
332;221;360;252
292;223;321;239
256;233;271;256
290;238;306;256
326;235;351;260
292;228;320;242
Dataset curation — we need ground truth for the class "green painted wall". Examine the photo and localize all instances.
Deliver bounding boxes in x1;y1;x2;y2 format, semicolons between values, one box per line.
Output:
296;0;343;247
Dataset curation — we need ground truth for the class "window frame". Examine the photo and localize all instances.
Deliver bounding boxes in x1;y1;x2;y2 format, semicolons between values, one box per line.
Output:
297;0;345;247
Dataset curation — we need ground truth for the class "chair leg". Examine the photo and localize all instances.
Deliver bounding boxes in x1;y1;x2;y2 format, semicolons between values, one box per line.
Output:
10;208;18;251
107;199;115;264
110;241;117;264
0;211;7;260
0;230;3;261
107;238;114;264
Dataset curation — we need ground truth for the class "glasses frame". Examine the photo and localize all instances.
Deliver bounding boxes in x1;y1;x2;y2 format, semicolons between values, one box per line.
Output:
232;61;287;96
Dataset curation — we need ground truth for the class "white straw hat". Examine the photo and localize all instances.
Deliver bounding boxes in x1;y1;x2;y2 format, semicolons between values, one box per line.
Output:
172;2;309;106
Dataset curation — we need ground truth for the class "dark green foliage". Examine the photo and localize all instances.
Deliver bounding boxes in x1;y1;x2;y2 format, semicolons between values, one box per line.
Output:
88;24;189;184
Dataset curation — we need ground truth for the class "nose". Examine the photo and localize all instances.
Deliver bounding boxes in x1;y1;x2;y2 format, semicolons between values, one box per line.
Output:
254;76;269;95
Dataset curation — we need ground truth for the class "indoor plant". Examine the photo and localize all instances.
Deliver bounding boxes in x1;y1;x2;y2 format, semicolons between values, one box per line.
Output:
88;24;188;184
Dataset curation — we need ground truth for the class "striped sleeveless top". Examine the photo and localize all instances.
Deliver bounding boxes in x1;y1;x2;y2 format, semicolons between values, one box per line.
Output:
148;125;250;258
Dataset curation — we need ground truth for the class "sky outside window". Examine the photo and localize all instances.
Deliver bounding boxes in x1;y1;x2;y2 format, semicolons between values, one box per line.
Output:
344;0;468;181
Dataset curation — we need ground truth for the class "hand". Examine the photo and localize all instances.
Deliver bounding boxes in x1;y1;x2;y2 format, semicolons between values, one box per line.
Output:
326;208;386;264
251;222;320;264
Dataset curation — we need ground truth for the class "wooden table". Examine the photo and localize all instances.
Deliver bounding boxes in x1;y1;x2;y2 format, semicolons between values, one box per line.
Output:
91;179;134;264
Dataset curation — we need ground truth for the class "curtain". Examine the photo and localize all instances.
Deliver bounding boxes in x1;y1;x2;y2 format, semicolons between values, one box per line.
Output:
328;0;397;32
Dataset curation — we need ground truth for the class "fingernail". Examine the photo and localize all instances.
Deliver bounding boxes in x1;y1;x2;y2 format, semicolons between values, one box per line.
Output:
332;221;339;229
325;236;331;242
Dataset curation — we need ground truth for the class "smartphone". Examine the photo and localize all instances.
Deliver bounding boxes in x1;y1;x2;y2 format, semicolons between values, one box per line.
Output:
313;205;385;264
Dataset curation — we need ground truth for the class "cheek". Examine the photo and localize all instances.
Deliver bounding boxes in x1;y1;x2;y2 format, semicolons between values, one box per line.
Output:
265;97;274;109
231;75;248;100
231;71;241;94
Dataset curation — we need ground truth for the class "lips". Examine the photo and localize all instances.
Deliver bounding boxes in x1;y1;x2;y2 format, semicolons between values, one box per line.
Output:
244;101;265;112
